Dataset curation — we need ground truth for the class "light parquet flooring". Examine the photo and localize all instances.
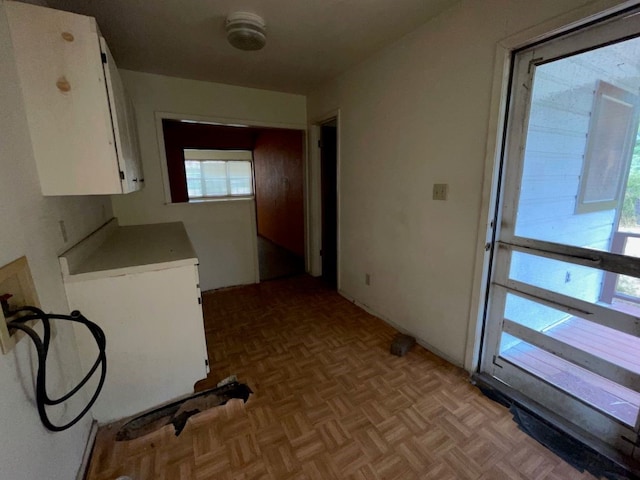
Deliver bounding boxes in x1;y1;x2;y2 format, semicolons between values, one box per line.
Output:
86;275;599;480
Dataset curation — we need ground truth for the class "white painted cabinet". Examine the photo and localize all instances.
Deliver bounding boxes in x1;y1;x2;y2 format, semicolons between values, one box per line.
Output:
5;1;143;195
59;220;209;422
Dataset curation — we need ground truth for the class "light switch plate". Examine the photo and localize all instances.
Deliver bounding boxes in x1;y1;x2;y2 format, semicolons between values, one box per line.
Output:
0;256;40;354
433;183;448;201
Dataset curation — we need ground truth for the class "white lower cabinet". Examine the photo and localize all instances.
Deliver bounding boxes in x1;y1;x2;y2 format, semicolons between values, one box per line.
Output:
59;220;209;423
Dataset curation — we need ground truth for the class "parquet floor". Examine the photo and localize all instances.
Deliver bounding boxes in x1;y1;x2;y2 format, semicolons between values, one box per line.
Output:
85;275;599;480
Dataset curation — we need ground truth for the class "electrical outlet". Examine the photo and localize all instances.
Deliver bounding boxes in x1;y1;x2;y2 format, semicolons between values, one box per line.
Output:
433;183;448;201
0;257;40;354
365;273;371;286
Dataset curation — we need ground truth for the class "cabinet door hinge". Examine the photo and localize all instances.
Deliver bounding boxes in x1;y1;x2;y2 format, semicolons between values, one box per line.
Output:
205;359;209;367
119;171;125;180
198;297;202;305
101;52;107;64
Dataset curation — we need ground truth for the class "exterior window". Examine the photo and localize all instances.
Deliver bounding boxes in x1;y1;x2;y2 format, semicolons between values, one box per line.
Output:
575;81;640;214
183;149;253;200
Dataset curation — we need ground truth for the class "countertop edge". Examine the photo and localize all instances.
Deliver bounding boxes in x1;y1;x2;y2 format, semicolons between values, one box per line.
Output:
62;257;198;283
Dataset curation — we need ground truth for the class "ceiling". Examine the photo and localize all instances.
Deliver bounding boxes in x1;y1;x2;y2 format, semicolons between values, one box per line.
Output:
45;0;460;94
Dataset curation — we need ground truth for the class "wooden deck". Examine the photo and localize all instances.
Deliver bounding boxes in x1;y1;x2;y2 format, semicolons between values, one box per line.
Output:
502;316;640;426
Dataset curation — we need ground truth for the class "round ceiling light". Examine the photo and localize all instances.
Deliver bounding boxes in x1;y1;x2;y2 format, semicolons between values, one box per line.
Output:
226;12;266;51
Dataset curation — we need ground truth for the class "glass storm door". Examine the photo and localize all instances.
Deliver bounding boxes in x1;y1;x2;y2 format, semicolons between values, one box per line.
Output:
481;9;640;456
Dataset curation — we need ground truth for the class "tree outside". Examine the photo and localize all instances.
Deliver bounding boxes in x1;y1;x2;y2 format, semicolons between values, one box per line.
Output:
616;127;640;298
620;128;640;228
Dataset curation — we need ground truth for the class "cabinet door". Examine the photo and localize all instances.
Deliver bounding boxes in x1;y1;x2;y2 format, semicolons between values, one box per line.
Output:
66;265;209;422
193;264;210;374
5;2;123;195
126;97;144;187
99;37;143;193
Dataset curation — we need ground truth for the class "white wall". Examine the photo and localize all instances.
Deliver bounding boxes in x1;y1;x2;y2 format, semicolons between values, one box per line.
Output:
0;1;113;478
111;71;307;291
306;0;630;366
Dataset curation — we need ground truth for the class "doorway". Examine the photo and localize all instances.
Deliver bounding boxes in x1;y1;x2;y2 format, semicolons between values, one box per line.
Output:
480;8;640;457
160;119;306;283
320;119;338;288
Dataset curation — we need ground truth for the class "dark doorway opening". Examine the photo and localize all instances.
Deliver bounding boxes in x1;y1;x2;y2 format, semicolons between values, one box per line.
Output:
320;119;338;288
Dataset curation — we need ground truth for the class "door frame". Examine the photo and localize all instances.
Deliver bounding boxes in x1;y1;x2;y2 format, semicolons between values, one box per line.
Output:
464;0;640;372
309;110;341;289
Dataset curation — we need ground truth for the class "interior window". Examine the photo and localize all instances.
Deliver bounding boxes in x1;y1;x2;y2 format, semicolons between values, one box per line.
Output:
183;149;253;200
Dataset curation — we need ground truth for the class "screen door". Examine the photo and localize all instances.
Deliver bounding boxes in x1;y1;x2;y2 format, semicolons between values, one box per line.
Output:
481;8;640;455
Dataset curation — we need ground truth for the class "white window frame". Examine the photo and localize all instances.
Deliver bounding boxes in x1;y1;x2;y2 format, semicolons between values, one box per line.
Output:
575;80;640;214
183;149;254;201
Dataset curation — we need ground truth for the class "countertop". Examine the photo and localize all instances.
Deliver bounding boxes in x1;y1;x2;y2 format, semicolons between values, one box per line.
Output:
60;219;198;281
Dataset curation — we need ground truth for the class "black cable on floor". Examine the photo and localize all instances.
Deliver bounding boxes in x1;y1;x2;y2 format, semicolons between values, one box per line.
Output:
7;306;106;432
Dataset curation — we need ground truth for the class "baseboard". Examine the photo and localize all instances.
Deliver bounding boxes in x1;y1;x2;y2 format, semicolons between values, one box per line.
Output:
337;289;464;368
76;420;99;480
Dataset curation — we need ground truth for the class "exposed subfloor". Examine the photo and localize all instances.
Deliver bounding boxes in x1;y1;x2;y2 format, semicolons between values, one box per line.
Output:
86;276;599;480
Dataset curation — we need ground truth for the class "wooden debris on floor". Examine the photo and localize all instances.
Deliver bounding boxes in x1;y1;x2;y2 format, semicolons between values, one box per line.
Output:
116;382;253;441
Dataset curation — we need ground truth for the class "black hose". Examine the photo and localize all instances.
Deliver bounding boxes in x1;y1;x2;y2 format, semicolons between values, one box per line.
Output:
7;306;106;432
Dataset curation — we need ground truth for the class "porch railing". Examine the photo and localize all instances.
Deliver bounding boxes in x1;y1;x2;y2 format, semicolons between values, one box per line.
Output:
601;230;640;305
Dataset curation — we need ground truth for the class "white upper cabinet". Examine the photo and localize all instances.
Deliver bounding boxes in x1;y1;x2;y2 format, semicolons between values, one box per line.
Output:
5;1;143;195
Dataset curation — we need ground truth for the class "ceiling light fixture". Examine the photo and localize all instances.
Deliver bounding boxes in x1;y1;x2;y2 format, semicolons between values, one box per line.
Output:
226;12;266;51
